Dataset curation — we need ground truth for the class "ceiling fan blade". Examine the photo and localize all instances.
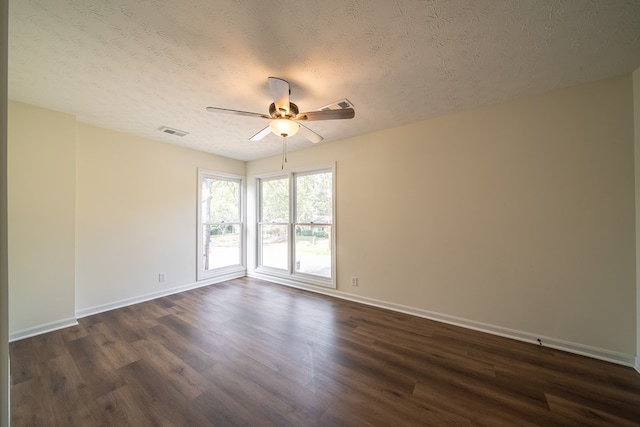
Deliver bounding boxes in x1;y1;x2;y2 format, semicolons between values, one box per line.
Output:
299;123;323;143
249;126;272;141
206;106;270;119
268;77;290;116
295;108;355;121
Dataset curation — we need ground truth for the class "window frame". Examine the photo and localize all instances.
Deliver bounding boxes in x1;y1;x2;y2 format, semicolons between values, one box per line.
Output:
257;175;291;272
256;163;336;289
197;169;246;281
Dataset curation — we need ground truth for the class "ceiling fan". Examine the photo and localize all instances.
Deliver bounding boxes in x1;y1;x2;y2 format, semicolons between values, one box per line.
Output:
206;77;355;143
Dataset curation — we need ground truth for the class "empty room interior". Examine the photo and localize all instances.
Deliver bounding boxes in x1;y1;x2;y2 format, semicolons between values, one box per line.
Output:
2;0;640;425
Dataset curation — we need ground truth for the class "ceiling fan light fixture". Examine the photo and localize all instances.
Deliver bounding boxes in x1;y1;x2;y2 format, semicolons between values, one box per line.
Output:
270;118;299;137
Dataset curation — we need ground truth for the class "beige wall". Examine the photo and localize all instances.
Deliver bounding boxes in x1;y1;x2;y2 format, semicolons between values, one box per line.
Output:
8;102;77;333
248;75;636;355
75;123;245;312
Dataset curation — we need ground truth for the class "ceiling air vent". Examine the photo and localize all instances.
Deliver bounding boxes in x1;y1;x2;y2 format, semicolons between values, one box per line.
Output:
159;126;189;137
318;98;354;111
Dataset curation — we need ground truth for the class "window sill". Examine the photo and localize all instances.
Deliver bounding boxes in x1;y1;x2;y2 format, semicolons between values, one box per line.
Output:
254;267;336;290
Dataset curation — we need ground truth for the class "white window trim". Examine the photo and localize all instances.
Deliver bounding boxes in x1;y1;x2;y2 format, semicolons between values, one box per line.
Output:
197;169;246;281
255;163;336;289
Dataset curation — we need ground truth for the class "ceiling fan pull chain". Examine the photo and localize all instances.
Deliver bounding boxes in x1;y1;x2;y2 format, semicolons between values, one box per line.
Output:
281;137;288;169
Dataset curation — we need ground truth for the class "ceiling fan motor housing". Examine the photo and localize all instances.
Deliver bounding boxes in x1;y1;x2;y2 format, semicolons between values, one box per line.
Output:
269;102;299;118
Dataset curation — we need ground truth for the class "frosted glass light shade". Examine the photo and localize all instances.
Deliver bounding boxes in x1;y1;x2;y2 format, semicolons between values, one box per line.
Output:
270;118;299;137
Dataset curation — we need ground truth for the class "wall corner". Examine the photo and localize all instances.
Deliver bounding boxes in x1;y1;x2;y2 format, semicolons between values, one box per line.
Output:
633;66;640;365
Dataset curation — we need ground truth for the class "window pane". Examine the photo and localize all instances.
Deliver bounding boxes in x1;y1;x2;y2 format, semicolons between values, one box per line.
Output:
294;225;331;278
261;224;288;270
261;178;289;223
202;178;240;223
203;224;241;270
296;172;332;224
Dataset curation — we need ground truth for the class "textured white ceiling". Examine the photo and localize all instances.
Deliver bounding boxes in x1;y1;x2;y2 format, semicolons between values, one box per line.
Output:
8;0;640;161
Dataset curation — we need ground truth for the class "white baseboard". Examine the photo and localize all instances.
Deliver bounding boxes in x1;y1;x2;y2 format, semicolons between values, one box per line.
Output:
635;357;640;374
9;317;78;342
249;272;637;369
75;271;246;319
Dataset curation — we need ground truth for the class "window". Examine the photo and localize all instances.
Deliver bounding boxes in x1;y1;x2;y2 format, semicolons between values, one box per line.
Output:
198;170;244;280
260;176;289;270
257;165;335;288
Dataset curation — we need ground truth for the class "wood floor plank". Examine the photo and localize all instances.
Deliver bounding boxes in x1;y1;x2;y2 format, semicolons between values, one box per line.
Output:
545;393;639;427
10;332;69;384
130;337;209;400
155;314;224;354
10;379;49;426
17;353;105;426
412;379;565;427
215;343;334;419
140;322;218;372
58;323;89;343
10;277;640;426
65;335;127;398
313;370;467;427
191;386;279;427
318;400;382;427
203;361;312;427
48;353;105;426
82;321;141;369
116;359;214;427
95;384;159;427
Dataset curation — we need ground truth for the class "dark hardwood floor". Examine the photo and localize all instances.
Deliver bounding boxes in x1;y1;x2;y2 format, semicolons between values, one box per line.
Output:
10;277;640;426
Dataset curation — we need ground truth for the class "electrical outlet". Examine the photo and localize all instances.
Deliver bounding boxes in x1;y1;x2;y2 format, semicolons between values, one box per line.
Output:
351;277;358;286
158;273;166;282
